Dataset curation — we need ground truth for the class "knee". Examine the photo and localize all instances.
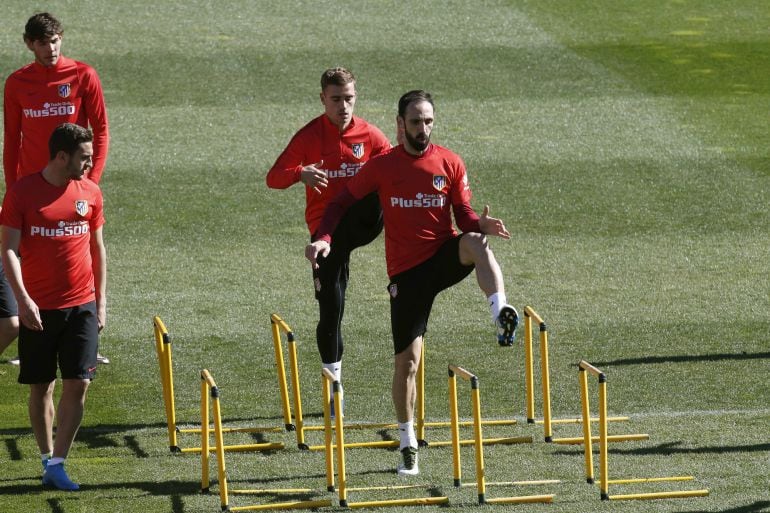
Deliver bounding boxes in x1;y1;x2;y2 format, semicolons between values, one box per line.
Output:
459;232;491;263
0;316;19;344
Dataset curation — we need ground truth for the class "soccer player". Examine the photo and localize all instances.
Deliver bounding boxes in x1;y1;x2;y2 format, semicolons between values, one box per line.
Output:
1;123;107;491
3;12;110;365
306;90;519;475
267;68;392;412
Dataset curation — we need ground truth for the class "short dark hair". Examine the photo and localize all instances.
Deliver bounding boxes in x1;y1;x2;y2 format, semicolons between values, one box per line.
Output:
398;90;434;118
321;67;355;90
49;123;93;160
24;12;63;42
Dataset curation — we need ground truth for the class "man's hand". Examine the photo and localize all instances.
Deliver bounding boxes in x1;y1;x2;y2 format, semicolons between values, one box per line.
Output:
478;205;510;240
18;295;43;331
97;304;107;332
305;240;331;269
300;160;328;194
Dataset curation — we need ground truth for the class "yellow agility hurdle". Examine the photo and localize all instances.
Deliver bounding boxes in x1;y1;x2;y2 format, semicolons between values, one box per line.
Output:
523;306;644;444
200;369;333;511
300;342;528;451
323;369;449;509
448;365;556;505
578;360;709;501
152;315;286;453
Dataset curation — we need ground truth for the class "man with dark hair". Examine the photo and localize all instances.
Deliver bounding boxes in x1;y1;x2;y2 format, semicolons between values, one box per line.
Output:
307;90;518;475
2;12;110;365
267;67;392;413
1;123;107;490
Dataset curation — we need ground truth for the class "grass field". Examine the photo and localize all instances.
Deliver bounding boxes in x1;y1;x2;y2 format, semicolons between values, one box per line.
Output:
1;1;768;512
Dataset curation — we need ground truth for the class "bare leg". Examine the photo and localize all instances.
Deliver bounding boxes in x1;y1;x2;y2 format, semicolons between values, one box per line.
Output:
458;233;504;297
392;338;422;423
29;381;56;455
0;316;19;356
52;379;90;459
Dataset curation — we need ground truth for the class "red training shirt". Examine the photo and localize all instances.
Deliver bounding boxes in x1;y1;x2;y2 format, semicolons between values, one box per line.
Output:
3;56;109;189
266;114;391;235
0;173;105;309
318;144;476;278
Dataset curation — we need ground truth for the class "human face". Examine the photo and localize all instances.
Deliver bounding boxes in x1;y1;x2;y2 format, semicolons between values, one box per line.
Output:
64;142;93;180
398;100;434;155
320;82;356;130
26;33;62;67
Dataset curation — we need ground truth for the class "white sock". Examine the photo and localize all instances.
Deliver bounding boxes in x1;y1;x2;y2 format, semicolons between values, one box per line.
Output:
398;421;417;450
48;457;64;466
488;292;507;323
41;452;52;462
322;361;342;382
323;361;342;400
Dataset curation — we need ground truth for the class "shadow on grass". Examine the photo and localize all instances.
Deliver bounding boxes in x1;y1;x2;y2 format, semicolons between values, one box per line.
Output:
553;441;770;457
593;351;770;367
680;501;770;513
0;479;201;497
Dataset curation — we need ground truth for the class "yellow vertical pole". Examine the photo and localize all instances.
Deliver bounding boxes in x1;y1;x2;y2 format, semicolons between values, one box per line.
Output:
523;311;535;423
416;341;426;444
270;315;293;430
322;373;335;492
154;317;179;451
212;387;229;510
200;373;211;492
333;381;348;507
579;368;594;483
598;376;609;501
448;369;462;487
470;377;486;505
287;334;306;449
539;321;553;442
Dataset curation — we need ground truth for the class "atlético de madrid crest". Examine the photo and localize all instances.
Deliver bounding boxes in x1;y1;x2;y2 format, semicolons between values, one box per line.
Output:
75;200;89;217
58;83;71;98
351;143;364;159
432;174;447;192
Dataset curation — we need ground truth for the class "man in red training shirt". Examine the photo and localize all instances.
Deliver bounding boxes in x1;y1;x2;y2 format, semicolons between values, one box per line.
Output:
1;123;107;491
307;90;518;475
267;68;391;413
2;12;110;365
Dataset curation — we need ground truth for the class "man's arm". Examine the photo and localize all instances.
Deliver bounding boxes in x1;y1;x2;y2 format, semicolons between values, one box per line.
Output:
3;81;22;190
1;226;42;330
90;226;107;331
83;67;109;184
305;187;358;268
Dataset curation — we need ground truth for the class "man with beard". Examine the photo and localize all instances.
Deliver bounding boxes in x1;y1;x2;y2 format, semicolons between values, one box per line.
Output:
306;90;518;475
1;123;107;490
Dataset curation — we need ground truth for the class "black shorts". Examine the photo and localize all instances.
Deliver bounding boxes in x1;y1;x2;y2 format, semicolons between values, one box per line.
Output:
0;261;18;318
18;301;99;384
388;236;474;354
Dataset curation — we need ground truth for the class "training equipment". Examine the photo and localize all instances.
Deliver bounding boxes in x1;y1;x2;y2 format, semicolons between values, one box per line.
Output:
42;463;79;491
578;360;709;501
323;369;449;509
448;364;556;505
153;316;285;454
200;369;333;511
523;306;647;444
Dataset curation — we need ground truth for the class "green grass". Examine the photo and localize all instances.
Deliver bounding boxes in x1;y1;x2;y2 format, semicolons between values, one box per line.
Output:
1;1;768;512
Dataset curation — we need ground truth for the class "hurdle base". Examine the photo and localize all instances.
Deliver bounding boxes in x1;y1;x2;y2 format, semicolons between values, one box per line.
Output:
483;494;555;505
343;497;449;509
285;423;295;431
608;490;709;501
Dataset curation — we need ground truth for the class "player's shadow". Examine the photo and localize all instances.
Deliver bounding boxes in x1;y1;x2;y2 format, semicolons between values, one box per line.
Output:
680;500;770;513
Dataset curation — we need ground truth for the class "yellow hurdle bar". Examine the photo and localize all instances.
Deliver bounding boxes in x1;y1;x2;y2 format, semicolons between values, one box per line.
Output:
327;369;448;509
448;364;555;506
578;360;709;501
270;314;297;432
202;368;331;512
153;316;179;452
